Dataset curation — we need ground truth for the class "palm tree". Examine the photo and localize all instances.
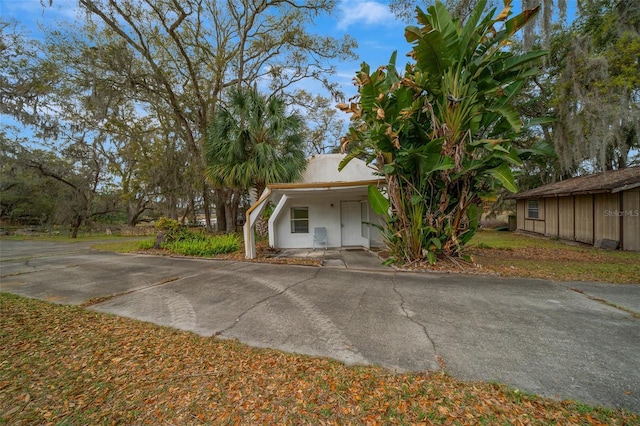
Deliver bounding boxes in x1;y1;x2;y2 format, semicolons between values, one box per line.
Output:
206;87;307;233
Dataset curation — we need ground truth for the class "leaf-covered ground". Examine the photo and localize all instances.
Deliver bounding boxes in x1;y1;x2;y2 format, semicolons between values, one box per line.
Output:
1;293;637;425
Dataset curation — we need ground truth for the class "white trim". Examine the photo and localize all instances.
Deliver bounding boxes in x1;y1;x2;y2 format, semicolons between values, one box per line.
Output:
243;179;387;257
244;188;272;259
268;194;288;248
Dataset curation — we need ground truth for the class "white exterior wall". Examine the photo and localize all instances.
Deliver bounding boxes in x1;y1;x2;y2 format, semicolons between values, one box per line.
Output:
369;210;384;247
272;195;377;249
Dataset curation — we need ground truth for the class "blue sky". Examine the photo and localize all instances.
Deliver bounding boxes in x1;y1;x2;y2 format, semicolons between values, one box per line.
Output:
1;0;578;115
0;0;409;101
332;0;409;98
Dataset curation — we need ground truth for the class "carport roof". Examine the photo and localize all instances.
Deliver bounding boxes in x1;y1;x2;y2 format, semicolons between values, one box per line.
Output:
511;166;640;199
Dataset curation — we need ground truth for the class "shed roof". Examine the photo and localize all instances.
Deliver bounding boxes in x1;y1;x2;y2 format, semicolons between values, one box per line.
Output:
512;166;640;199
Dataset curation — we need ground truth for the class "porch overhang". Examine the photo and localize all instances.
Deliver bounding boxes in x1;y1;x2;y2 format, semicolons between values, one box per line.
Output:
243;179;384;259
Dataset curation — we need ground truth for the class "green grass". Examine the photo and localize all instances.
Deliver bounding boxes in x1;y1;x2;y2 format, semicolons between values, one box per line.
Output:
1;233;133;242
471;230;638;259
469;230;640;284
92;238;150;253
470;230;573;250
2;227;241;258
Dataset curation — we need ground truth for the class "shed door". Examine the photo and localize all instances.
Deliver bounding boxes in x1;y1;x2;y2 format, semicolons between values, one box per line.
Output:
341;201;361;246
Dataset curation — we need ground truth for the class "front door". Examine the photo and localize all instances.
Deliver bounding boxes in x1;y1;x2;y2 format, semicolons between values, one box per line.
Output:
341;201;361;246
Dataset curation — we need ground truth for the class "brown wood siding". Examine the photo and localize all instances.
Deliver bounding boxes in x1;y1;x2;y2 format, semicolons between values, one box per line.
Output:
536;199;545;220
558;197;575;240
574;195;594;244
594;193;620;244
544;198;559;236
524;219;535;232
516;200;525;230
519;199;545;234
622;189;640;251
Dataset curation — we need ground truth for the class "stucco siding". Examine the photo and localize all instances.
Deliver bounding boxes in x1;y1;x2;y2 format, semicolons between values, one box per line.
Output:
274;197;339;248
367;210;385;247
622;189;640;251
273;195;374;249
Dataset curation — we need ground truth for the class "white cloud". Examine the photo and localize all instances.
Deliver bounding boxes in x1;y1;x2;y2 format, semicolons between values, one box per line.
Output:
337;0;395;30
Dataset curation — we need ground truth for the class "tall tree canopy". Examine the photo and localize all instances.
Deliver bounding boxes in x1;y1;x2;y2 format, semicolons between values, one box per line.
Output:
1;1;355;231
389;0;568;47
77;0;355;230
388;0;640;179
550;0;640;173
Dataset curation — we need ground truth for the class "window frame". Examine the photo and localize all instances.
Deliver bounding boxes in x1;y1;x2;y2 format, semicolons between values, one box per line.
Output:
290;207;309;234
526;199;540;220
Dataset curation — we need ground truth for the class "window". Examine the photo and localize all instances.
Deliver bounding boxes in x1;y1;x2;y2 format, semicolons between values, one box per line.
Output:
290;207;309;233
527;199;539;219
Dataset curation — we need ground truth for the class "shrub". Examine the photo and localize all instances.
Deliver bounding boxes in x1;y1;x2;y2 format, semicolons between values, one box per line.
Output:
164;234;240;257
155;217;190;243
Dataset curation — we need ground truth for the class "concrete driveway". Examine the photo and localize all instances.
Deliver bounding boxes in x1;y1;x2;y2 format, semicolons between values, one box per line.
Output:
1;239;638;413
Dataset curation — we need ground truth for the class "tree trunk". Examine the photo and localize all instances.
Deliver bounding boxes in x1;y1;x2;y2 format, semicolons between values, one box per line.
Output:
165;194;178;220
71;215;82;239
255;203;269;238
225;200;235;234
126;199;147;227
229;191;240;233
180;203;192;224
202;184;213;231
190;194;197;225
215;188;227;232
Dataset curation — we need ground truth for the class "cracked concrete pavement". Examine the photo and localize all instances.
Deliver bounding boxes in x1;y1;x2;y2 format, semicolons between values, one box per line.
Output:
1;239;639;413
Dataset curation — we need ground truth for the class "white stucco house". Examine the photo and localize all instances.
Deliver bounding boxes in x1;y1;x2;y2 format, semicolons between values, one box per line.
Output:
243;154;386;259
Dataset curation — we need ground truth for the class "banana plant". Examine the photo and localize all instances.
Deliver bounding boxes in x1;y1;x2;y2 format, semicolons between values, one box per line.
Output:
339;0;546;264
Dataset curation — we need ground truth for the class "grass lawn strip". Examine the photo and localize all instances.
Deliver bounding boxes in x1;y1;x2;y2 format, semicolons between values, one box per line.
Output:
1;293;637;425
9;230;639;283
467;231;640;284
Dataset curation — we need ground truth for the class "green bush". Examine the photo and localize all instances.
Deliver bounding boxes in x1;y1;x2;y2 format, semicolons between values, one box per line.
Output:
155;217;190;243
164;234;240;257
137;239;155;250
144;218;241;257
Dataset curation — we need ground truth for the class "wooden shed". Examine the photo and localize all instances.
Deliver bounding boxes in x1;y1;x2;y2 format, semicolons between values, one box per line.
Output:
511;167;640;251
